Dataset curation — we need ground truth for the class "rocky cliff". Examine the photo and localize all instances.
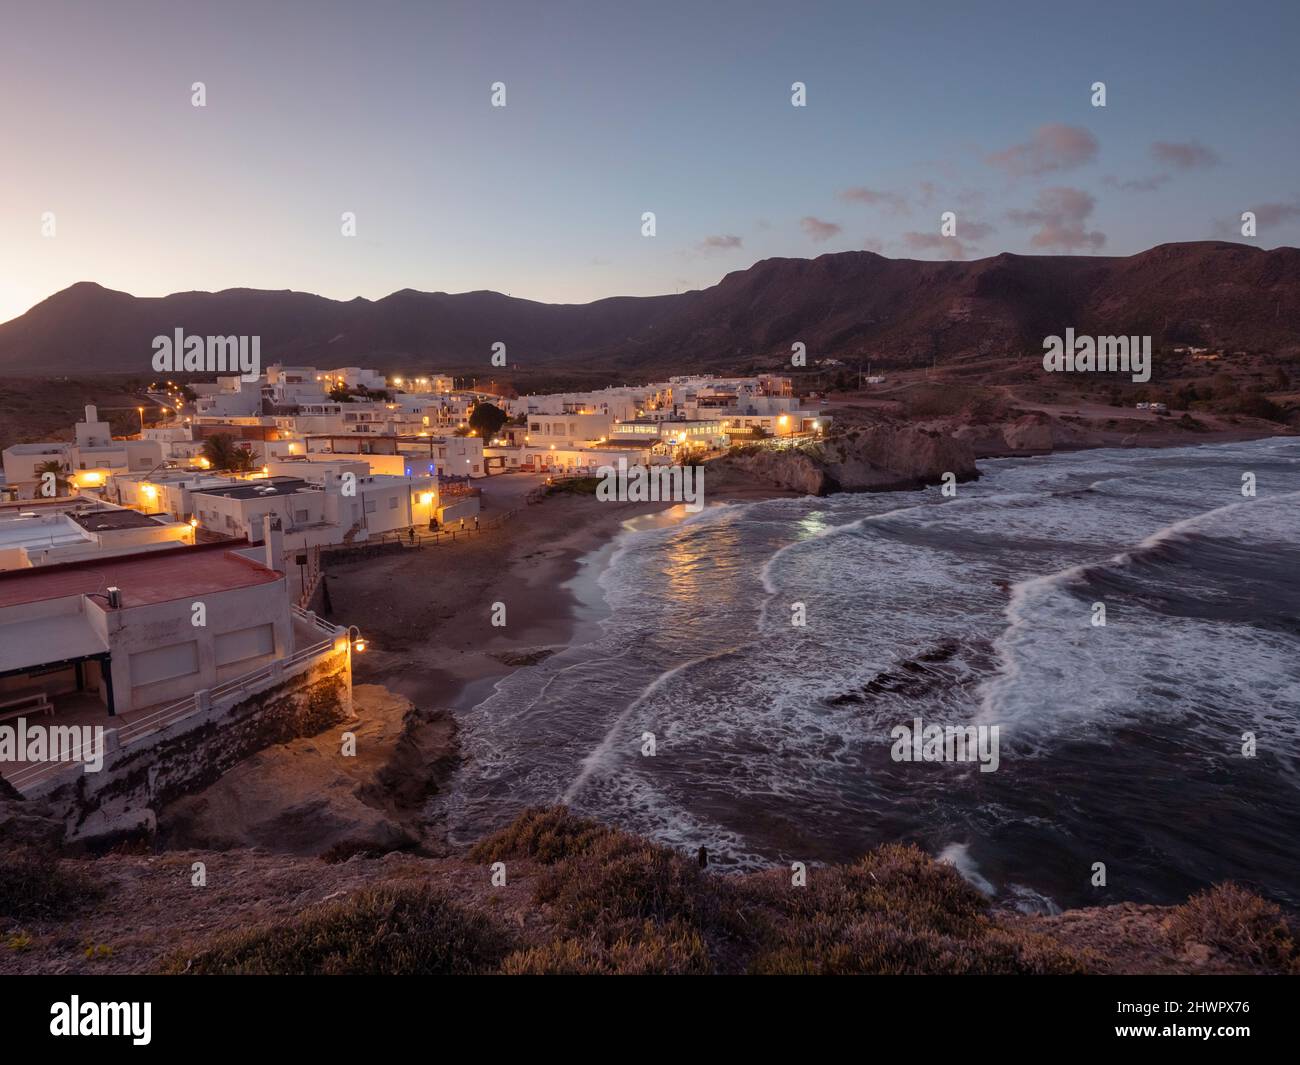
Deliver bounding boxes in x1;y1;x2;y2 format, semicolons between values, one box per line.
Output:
711;426;978;496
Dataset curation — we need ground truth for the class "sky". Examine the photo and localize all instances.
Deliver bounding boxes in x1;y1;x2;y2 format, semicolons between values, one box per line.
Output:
2;0;1298;323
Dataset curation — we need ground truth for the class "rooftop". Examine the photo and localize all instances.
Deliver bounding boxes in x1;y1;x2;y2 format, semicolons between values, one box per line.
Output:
0;542;278;610
191;477;311;500
67;509;165;533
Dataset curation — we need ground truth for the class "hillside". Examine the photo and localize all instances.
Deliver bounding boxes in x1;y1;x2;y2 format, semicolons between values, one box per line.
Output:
3;806;1298;975
1;242;1298;376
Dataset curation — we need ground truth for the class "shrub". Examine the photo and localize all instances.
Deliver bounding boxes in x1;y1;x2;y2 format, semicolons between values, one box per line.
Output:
163;885;511;975
1224;393;1287;422
468;806;621;864
500;920;713;975
0;850;104;922
744;844;1086;975
544;476;601;496
1164;883;1299;973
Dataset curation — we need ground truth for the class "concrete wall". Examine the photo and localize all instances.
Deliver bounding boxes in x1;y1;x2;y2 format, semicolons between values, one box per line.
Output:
84;577;292;713
42;645;352;841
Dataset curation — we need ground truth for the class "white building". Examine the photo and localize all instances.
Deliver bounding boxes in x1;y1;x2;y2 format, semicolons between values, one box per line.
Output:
2;406;164;500
189;471;439;548
0;497;194;571
268;365;328;407
305;433;486;478
322;367;388;392
192;375;264;418
0;542;293;717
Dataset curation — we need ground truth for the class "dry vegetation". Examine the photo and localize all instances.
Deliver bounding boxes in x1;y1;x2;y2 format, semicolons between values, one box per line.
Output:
94;808;1295;976
0;375;153;451
0;848;105;923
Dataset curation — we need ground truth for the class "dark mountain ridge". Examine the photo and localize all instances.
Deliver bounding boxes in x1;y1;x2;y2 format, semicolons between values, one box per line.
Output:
1;242;1296;375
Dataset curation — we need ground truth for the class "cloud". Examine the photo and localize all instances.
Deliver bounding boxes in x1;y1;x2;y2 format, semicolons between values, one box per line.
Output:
838;187;909;215
1213;200;1300;237
1007;186;1106;251
958;220;995;241
800;216;842;242
695;234;743;254
1151;140;1219;170
916;181;938;207
986;123;1099;177
901;232;971;260
862;237;885;254
1101;174;1172;193
1250;201;1300;227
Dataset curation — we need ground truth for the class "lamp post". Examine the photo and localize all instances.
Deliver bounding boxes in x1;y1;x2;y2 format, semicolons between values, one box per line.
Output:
137;407;145;437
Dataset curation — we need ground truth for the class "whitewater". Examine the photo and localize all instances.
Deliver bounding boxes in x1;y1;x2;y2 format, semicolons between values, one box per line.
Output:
442;437;1300;909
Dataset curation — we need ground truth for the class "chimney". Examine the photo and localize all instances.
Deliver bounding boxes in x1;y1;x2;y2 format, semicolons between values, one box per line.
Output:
264;513;286;573
85;404;97;423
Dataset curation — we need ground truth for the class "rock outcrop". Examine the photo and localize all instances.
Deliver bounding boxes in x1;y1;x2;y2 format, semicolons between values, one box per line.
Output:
712;425;977;496
1000;412;1056;452
157;684;457;858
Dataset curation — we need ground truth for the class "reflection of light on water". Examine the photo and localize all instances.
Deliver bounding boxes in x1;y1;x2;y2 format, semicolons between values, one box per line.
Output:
662;515;745;610
795;510;830;540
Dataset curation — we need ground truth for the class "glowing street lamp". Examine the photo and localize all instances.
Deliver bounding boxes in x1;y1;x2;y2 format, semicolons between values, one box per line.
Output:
346;625;366;653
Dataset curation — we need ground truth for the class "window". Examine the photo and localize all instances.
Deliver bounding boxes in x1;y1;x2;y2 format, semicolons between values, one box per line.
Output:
364;499;377;514
388;497;398;509
295;509;308;522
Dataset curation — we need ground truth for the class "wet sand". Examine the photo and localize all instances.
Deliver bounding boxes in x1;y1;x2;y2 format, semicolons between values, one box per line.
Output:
322;482;682;716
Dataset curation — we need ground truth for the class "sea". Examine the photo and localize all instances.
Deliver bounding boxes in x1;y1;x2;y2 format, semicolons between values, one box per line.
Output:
442;437;1300;911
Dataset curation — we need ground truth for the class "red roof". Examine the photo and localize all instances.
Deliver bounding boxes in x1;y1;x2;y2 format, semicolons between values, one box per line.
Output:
0;543;280;610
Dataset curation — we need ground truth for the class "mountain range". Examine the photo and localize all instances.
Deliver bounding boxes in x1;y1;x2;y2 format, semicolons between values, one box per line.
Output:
1;241;1297;376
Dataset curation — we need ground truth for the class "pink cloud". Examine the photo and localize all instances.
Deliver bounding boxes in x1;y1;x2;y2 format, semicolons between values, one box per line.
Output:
838;187;909;214
1007;187;1106;251
1151;140;1219;169
800;216;842;242
986;123;1099;177
695;234;743;254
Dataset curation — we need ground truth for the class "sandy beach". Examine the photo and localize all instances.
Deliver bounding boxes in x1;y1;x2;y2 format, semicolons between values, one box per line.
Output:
324;473;679;716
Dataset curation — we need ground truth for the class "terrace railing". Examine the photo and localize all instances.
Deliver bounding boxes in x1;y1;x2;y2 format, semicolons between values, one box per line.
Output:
3;609;344;795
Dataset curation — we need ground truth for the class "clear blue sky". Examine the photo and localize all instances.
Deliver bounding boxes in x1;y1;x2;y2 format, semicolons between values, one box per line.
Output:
2;0;1298;322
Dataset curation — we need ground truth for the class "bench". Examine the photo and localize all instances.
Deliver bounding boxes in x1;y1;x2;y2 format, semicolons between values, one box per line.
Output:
0;690;55;724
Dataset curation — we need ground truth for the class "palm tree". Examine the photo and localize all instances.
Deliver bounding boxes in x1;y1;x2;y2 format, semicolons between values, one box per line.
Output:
201;434;257;473
229;446;257;473
201;434;239;471
34;459;69;497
